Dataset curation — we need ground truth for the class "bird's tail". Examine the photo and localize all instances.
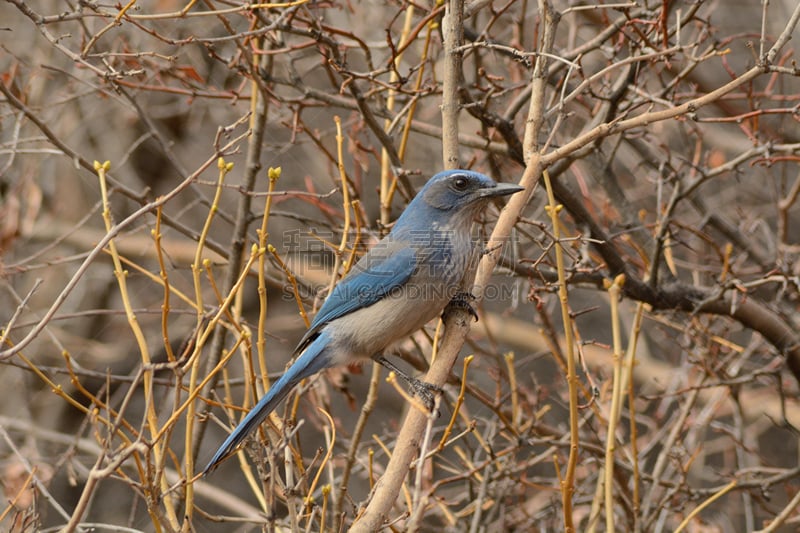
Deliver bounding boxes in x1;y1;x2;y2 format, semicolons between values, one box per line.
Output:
202;331;332;475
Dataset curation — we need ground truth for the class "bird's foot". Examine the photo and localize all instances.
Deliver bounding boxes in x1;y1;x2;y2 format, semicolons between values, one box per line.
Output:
374;355;442;412
443;291;478;322
481;243;503;256
408;378;443;411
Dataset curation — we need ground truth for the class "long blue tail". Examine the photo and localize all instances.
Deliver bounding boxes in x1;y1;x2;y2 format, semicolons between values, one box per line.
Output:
202;332;332;474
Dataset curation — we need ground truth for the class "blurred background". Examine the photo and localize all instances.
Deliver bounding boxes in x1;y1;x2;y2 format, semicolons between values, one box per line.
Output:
1;0;799;531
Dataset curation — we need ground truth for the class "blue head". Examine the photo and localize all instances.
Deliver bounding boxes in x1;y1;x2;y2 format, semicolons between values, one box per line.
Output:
394;170;523;231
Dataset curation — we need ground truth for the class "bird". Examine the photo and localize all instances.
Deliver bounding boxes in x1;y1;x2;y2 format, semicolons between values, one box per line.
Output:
202;169;523;474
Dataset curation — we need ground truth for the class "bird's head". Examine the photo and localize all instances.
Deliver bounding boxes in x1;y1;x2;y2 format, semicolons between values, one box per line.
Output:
419;170;524;216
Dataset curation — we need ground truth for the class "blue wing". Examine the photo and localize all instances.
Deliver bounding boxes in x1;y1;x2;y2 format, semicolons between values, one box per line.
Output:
203;241;416;474
294;240;417;352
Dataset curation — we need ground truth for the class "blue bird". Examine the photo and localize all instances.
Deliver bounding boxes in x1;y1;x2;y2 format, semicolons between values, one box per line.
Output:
203;169;523;474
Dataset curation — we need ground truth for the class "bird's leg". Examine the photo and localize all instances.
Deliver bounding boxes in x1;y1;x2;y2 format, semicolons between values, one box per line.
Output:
482;242;503;256
443;291;478;322
373;355;442;410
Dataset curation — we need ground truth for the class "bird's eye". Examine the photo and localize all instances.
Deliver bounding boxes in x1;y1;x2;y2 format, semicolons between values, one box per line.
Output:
452;177;468;190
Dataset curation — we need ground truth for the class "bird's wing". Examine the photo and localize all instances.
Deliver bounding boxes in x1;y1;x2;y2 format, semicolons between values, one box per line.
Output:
294;239;417;352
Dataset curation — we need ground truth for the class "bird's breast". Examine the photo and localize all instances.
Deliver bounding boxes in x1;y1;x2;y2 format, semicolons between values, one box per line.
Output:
326;228;474;361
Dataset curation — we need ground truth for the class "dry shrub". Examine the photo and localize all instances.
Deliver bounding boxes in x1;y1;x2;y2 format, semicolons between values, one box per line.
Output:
1;1;799;531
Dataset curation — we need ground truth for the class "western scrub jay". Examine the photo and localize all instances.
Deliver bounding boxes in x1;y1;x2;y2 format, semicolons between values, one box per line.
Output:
203;169;523;474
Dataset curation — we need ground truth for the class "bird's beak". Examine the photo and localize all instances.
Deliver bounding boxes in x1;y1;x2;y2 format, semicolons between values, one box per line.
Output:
480;182;525;198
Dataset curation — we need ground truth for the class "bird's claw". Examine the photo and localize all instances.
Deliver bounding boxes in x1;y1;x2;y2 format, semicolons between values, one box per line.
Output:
374;355;442;412
409;379;443;412
481;243;502;256
443;291;478;322
409;379;444;411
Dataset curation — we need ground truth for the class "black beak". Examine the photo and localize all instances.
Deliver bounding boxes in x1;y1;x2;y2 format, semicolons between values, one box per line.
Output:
481;182;525;198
